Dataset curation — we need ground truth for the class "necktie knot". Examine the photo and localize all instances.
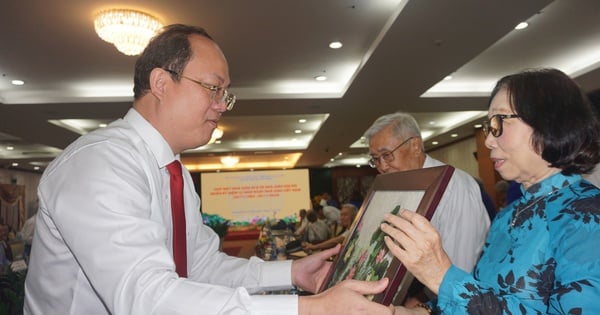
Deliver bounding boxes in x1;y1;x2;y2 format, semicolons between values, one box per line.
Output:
167;160;182;178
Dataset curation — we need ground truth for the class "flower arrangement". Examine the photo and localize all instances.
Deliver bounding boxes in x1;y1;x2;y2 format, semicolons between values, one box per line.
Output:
201;213;230;238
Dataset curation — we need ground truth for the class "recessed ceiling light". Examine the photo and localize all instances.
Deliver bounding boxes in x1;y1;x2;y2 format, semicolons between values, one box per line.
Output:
294;129;302;134
443;75;452;81
329;41;343;49
330;158;335;162
215;140;221;144
11;80;25;85
314;75;327;81
99;123;107;128
355;165;361;168
432;141;439;145
450;133;458;138
6;146;14;150
298;119;307;123
11;162;18;167
337;152;343;156
515;22;528;30
474;123;482;128
33;166;40;170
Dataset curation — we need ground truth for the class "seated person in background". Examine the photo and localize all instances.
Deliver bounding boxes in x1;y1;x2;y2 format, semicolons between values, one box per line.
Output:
304;210;330;244
320;192;339;208
294;208;308;238
0;223;12;265
302;204;358;251
315;204;341;231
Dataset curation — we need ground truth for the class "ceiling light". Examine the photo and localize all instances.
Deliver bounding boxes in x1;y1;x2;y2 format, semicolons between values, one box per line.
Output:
329;41;343;49
206;127;224;144
474;123;482;128
6;146;14;150
515;22;528;30
314;75;327;81
94;9;163;56
11;80;24;85
220;156;239;167
450;133;458;138
298;119;307;123
294;129;302;134
432;141;439;145
443;75;452;81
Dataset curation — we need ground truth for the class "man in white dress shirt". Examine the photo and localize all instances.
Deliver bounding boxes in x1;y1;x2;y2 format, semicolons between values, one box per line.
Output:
24;24;392;315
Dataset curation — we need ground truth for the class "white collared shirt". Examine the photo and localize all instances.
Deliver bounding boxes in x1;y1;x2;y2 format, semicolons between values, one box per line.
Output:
25;108;296;315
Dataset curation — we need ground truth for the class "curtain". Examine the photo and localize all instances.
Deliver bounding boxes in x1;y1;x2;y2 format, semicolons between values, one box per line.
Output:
0;184;26;231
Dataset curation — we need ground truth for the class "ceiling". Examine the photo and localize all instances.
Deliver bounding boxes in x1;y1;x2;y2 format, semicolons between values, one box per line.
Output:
1;0;599;173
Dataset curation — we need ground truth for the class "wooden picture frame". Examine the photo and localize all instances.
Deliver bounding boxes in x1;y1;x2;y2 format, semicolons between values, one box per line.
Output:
320;165;455;305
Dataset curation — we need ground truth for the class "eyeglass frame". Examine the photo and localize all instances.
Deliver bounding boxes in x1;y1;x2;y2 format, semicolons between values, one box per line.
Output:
482;114;520;138
368;136;416;168
162;68;236;111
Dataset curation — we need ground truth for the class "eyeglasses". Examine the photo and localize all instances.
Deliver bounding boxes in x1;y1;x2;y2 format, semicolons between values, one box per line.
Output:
163;69;236;111
368;136;415;168
482;114;520;137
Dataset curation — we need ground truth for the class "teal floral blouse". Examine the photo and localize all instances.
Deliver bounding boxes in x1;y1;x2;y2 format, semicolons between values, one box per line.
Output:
435;172;600;314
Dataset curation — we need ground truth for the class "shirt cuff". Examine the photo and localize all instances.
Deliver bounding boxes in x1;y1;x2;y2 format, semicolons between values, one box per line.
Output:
261;260;293;288
250;294;298;315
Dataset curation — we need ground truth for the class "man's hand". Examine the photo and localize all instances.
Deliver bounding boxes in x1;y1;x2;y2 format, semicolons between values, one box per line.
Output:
299;278;393;315
291;244;339;292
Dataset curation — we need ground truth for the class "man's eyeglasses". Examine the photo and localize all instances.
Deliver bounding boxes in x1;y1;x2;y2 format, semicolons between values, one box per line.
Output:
368;136;415;168
163;69;236;111
482;114;520;138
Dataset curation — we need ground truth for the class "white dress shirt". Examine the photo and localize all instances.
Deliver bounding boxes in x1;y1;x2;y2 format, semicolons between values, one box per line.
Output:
424;156;491;272
25;108;297;315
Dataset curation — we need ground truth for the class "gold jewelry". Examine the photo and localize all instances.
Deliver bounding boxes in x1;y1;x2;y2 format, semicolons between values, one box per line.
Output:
415;302;432;314
511;189;559;227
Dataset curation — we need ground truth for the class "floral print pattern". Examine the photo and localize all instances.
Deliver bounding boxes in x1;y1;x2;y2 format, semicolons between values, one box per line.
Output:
435;173;600;314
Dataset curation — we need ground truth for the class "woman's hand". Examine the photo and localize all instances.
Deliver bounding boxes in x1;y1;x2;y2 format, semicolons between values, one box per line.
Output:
381;209;452;294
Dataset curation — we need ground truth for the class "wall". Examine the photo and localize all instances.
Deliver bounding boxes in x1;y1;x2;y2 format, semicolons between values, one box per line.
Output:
427;136;479;179
0;169;41;218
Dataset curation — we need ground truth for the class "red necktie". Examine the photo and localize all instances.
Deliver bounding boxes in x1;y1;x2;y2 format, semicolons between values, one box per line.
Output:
167;160;187;277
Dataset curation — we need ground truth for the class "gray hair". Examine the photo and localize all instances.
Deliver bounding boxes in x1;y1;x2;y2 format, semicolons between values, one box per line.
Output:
364;112;422;144
341;203;358;216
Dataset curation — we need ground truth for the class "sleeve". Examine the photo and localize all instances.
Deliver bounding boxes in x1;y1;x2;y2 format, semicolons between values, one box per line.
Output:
44;144;297;315
430;173;490;272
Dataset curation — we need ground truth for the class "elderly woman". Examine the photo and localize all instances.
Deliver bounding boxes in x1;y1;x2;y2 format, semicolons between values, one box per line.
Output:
382;68;600;314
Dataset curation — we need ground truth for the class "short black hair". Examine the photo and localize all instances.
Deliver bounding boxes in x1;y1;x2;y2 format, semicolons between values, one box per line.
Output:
133;24;213;100
489;68;600;175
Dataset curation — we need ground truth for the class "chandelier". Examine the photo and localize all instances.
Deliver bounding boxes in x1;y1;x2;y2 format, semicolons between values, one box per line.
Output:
220;156;240;167
94;9;163;56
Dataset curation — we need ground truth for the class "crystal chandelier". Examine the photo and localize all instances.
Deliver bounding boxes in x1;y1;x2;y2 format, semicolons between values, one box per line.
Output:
94;9;163;56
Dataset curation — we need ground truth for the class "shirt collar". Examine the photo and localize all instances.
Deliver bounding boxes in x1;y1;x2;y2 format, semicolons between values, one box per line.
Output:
123;108;179;169
521;172;582;200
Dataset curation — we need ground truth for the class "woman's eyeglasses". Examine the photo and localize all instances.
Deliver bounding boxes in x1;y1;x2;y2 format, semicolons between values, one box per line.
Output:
482;114;520;137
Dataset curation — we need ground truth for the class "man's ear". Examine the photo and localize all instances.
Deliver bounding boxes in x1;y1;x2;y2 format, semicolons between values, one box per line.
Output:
411;137;424;155
149;68;169;99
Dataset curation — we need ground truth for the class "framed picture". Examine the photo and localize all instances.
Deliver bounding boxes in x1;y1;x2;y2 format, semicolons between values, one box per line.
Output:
320;165;454;305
